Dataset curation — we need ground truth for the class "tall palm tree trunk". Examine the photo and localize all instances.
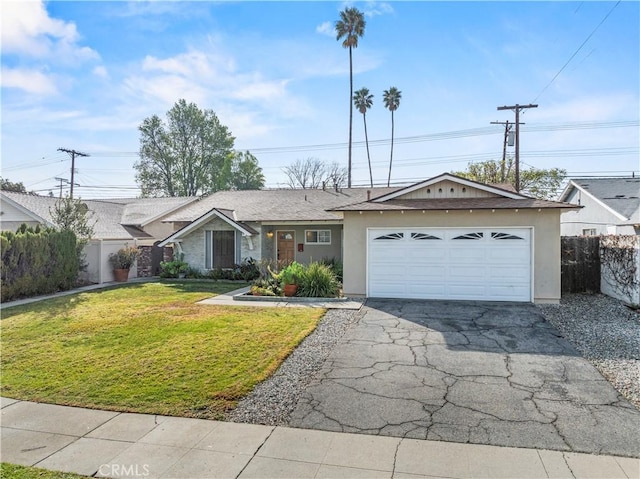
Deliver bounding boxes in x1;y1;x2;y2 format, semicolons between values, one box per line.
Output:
387;110;395;187
348;46;353;188
363;112;373;187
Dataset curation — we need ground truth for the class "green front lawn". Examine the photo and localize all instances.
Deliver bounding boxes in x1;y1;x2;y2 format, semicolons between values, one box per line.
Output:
1;281;324;418
1;463;88;479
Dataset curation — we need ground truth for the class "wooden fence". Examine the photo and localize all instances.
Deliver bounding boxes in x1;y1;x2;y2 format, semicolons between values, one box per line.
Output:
561;236;600;293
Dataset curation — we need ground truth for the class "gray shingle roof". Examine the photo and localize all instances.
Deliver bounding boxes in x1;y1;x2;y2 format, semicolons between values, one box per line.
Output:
333;197;575;212
1;192;196;240
562;178;640;220
163;187;398;223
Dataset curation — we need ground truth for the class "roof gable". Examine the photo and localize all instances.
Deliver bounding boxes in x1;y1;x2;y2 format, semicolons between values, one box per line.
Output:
559;178;639;221
159;208;257;247
372;173;527;203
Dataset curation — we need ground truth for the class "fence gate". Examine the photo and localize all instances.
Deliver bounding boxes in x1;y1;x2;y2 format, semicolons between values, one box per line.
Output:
561;236;600;293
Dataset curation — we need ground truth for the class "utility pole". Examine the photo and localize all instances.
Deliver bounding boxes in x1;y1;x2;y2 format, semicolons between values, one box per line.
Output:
57;148;89;198
54;177;67;198
490;120;514;182
496;104;537;192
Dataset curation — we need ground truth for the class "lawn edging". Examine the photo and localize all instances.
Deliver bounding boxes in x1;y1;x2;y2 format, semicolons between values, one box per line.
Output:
233;292;351;303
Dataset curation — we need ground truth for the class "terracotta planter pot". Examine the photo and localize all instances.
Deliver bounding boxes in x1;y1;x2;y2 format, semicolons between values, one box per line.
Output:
113;268;130;282
283;284;298;297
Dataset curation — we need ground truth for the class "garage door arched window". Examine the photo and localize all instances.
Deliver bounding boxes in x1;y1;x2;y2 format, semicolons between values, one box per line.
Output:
491;232;525;240
453;232;483;240
411;232;442;240
374;232;404;240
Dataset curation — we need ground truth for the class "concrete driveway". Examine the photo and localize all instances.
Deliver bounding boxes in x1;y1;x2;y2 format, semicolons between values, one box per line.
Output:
289;300;640;458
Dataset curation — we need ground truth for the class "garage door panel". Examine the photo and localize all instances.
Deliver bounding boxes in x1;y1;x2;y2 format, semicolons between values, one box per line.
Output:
368;227;531;302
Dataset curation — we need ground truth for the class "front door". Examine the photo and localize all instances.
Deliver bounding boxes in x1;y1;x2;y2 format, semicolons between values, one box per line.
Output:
277;231;295;263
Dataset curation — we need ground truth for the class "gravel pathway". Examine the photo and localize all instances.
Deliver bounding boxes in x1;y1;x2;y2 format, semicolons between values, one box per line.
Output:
538;293;640;409
226;308;361;425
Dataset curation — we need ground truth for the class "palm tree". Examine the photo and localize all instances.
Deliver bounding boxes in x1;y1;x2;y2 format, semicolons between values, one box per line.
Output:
335;7;365;188
353;87;374;187
383;87;402;187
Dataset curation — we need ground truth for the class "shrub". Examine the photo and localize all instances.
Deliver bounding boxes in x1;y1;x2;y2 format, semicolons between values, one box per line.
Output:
1;224;80;302
109;246;139;269
277;261;305;285
160;255;189;278
298;262;340;298
320;257;343;283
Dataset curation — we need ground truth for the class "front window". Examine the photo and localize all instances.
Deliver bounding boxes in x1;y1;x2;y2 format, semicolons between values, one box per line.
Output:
205;230;236;268
582;228;597;236
305;229;331;244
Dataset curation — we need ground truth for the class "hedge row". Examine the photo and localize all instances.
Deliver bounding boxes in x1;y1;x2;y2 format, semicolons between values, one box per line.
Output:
1;224;80;302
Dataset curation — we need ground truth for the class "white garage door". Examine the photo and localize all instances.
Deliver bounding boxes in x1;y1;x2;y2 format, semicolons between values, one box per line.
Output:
367;228;532;302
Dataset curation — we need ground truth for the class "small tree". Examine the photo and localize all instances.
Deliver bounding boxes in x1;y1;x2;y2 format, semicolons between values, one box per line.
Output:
452;159;566;200
50;195;95;270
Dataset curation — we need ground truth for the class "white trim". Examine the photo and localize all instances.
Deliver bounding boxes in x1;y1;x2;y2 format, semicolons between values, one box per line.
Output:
158;208;253;247
304;229;332;245
559;181;627;221
371;173;527;202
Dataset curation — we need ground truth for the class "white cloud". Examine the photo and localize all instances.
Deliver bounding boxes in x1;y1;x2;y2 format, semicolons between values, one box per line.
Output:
363;2;394;18
1;67;57;95
1;0;98;63
316;21;334;37
92;65;109;79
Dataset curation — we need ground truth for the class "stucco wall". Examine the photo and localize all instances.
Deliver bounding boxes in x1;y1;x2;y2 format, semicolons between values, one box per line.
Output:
561;189;628;235
260;224;343;264
342;209;561;303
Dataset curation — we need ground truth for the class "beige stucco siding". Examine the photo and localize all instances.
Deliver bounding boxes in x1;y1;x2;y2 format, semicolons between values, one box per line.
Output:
342;209;561;303
397;180;499;200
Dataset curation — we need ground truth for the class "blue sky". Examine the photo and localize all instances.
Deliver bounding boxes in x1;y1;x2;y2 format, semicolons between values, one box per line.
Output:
1;1;638;198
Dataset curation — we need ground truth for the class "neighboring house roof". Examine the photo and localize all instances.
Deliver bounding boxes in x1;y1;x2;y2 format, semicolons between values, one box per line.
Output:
0;192;196;240
558;178;640;222
98;196;197;227
163;187;397;223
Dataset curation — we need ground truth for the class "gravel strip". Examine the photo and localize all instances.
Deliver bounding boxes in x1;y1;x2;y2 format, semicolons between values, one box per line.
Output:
225;308;360;425
538;293;640;409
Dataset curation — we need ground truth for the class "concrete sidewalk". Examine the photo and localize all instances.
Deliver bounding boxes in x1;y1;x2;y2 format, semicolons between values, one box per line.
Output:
1;398;637;479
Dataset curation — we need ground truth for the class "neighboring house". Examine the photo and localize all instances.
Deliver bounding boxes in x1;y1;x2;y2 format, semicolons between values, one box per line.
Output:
0;192;197;283
160;173;576;303
559;177;640;236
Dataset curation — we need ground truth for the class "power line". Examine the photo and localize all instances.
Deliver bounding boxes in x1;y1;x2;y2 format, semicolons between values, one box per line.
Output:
531;1;621;104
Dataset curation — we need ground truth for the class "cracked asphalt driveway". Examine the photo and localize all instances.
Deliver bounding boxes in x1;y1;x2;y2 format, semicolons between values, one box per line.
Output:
289;300;640;458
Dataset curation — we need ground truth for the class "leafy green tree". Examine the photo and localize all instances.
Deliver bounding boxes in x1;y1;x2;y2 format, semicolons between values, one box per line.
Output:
354;87;374;187
50;195;95;270
383;87;402;187
230;151;265;190
1;177;32;194
335;7;365;188
452;159;566;200
135;99;235;197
